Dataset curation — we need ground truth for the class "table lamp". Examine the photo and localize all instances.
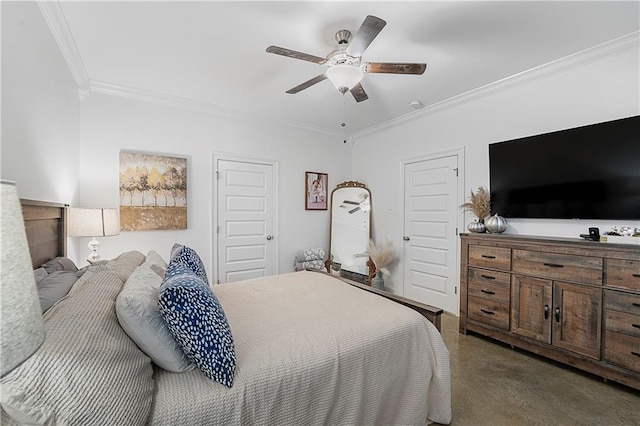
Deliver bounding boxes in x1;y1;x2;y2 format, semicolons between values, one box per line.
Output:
1;180;46;377
68;208;120;262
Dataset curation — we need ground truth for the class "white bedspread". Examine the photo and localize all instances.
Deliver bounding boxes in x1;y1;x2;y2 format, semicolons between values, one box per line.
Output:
149;271;451;425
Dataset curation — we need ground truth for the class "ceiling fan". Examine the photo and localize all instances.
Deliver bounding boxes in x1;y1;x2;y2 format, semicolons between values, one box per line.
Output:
266;15;426;102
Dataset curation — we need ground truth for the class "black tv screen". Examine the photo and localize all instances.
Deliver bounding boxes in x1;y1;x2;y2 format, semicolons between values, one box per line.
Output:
489;115;640;220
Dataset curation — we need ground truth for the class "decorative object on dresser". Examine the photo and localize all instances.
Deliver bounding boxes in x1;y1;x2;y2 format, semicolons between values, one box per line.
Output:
68;207;120;262
467;219;485;234
484;213;508;234
601;226;640;245
459;233;640;390
0;181;45;377
460;186;490;232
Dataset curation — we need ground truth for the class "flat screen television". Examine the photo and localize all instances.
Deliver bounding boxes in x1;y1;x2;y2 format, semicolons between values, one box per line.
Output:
489;115;640;220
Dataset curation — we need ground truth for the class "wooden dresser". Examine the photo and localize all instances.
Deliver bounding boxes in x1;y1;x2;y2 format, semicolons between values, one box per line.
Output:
460;233;640;390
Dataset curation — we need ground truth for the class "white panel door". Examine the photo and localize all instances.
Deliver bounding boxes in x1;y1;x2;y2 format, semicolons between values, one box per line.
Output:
403;155;459;314
217;159;275;283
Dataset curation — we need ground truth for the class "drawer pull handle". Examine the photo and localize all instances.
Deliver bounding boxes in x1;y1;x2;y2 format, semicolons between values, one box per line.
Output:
633;303;640;308
633;273;640;278
481;255;496;259
544;262;564;268
554;307;561;322
480;309;495;315
544;304;549;320
632;324;640;329
481;289;496;295
480;274;496;280
632;351;640;358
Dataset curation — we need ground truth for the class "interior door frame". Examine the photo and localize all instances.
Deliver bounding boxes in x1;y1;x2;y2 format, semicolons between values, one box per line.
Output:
211;152;279;284
400;146;465;313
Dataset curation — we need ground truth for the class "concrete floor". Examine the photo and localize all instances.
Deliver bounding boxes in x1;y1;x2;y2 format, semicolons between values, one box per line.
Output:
434;313;640;426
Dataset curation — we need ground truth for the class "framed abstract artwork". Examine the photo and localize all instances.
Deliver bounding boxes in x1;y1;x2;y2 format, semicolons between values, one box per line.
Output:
305;171;328;210
119;151;188;231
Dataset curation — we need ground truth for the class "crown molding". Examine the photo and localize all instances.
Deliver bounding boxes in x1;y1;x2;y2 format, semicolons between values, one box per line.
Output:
88;80;342;137
352;31;640;139
37;1;90;98
38;0;636;139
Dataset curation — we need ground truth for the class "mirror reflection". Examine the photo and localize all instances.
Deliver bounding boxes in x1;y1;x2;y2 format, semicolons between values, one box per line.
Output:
327;181;372;284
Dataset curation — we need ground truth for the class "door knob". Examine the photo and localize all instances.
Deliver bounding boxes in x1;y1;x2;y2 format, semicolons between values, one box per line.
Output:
403;236;410;241
266;235;273;240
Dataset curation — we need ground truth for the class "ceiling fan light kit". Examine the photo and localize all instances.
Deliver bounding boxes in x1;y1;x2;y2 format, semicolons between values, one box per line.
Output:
326;64;364;93
266;15;426;102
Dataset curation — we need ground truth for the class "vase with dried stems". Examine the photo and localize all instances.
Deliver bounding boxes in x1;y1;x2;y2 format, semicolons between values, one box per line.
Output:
460;186;491;233
365;239;396;290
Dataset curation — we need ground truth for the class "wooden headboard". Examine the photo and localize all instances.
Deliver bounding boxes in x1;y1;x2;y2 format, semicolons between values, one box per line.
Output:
20;199;67;269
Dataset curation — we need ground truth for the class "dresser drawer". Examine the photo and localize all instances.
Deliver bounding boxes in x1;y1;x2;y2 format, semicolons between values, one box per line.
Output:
468;246;511;271
468;268;510;305
512;249;602;285
605;309;640;339
605;290;640;316
604;331;640;373
467;296;509;330
605;259;640;291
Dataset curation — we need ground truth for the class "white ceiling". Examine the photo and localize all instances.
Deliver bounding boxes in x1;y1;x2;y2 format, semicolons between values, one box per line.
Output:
52;1;639;136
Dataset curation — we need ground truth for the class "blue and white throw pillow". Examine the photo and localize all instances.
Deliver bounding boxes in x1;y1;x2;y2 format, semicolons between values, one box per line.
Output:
170;243;209;284
158;262;236;387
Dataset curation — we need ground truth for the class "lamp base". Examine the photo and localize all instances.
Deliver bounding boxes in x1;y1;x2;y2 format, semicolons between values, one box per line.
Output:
87;237;100;263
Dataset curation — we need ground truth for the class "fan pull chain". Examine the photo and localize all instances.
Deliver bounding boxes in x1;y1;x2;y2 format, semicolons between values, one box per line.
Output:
340;94;347;128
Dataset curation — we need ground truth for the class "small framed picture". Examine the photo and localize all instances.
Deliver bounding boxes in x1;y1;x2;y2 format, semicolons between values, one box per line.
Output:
305;171;328;210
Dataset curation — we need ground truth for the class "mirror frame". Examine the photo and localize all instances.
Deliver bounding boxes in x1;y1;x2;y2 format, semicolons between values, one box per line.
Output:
325;181;376;285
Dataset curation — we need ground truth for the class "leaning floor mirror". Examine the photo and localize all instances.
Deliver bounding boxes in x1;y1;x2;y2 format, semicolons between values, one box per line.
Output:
326;181;374;284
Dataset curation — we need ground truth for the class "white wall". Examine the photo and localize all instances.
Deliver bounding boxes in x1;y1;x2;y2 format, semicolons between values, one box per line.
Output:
1;2;80;205
76;93;351;274
352;47;640;294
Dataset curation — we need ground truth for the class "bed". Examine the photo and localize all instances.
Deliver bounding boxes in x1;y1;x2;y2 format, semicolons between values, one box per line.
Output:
1;200;452;425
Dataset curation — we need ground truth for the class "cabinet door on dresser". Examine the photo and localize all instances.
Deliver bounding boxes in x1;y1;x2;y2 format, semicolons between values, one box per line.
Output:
511;275;552;343
552;281;602;359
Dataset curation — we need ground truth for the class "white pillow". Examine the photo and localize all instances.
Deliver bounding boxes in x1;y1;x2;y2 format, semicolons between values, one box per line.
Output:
144;250;167;275
116;262;194;372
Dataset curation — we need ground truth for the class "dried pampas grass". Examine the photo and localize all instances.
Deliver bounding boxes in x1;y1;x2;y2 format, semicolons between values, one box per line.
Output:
366;239;396;275
460;186;491;220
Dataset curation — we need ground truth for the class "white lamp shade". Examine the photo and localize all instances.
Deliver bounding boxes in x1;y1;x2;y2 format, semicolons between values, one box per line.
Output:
68;208;120;237
1;181;46;377
326;64;364;91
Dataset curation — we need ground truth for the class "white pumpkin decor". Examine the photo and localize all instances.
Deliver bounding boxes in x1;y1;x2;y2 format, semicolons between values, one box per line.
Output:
485;214;507;234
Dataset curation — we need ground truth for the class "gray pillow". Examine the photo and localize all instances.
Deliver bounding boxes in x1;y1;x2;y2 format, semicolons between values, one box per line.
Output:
36;271;81;312
34;267;48;283
115;263;193;372
41;257;78;273
144;250;167;277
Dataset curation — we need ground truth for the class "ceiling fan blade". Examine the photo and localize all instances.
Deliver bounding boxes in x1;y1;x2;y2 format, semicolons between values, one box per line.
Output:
285;74;327;94
363;62;427;75
350;83;369;103
266;45;326;64
345;15;387;58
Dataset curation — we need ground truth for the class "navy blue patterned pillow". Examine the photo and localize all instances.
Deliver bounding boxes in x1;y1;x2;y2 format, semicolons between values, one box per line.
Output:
158;262;236;387
170;243;209;284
